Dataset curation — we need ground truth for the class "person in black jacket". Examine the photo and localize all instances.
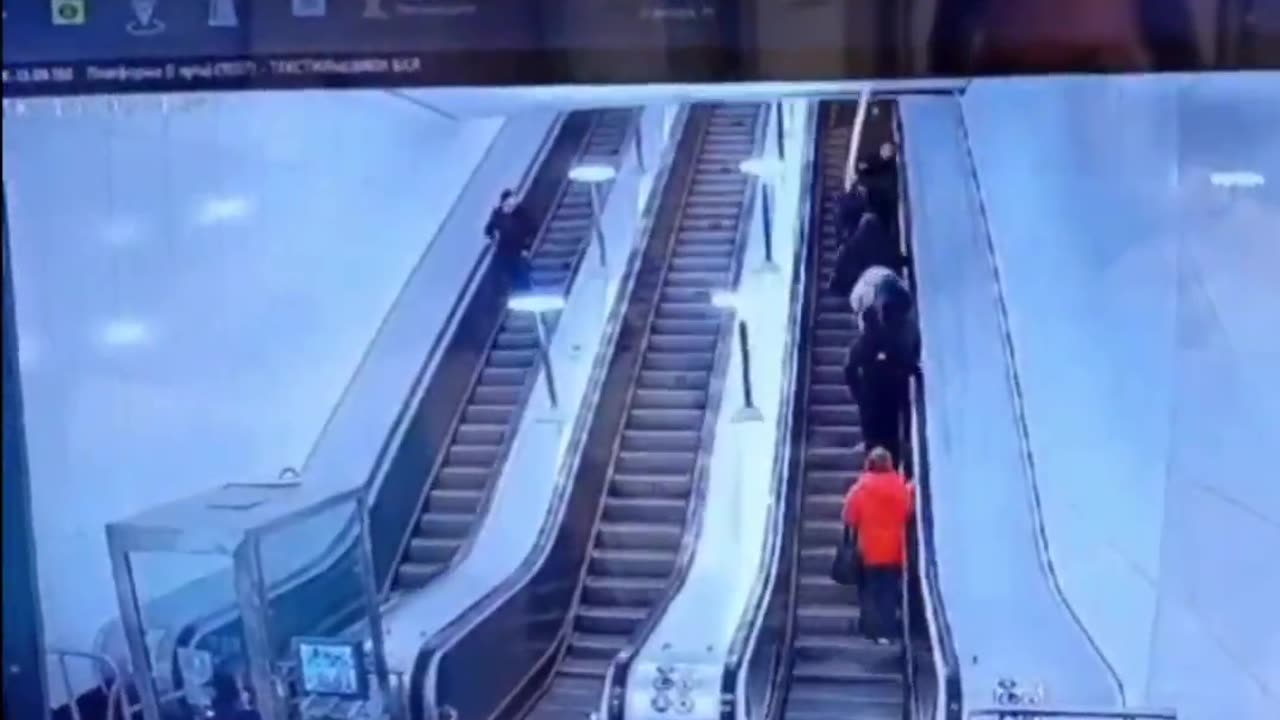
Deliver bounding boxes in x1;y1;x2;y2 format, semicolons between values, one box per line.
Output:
859;142;899;240
484;189;535;293
843;278;920;464
835;182;869;248
828;211;903;300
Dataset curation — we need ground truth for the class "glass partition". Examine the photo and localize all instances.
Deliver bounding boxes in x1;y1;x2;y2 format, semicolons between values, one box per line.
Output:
105;481;397;720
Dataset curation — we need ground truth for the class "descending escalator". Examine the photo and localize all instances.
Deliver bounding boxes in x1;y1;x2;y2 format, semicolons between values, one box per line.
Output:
780;101;905;719
394;109;635;589
516;103;764;720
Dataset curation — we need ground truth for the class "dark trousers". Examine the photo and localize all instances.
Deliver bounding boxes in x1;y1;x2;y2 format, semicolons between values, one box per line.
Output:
859;565;903;640
847;372;905;464
859;389;903;464
495;251;529;294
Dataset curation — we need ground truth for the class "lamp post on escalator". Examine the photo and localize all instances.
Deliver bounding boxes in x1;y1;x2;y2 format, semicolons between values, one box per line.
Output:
568;163;618;270
508;293;567;412
711;288;764;558
711;290;764;423
739;156;783;275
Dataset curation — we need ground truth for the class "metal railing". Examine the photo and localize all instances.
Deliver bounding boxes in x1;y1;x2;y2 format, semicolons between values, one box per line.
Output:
894;100;963;720
845;84;874;190
48;648;131;720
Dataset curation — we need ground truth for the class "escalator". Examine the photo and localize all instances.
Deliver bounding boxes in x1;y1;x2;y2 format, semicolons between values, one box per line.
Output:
516;103;764;720
394;109;634;590
779;101;905;719
164;110;644;671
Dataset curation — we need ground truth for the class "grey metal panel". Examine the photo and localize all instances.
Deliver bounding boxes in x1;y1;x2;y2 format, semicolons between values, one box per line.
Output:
897;94;1118;706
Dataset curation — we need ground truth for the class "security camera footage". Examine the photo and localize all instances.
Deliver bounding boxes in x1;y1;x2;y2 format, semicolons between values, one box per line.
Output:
2;0;1278;95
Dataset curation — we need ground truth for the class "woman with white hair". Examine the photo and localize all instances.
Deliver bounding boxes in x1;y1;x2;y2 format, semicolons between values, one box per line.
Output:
842;267;919;463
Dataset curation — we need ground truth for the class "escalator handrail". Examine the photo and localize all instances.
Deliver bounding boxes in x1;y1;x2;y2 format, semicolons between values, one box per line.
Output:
605;102;773;720
953;98;1127;705
378;110;622;598
170;113;570;667
717;99;819;717
896;102;964;720
409;105;694;717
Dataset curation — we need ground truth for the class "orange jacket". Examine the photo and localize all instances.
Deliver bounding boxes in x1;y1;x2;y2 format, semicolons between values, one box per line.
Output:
842;470;915;568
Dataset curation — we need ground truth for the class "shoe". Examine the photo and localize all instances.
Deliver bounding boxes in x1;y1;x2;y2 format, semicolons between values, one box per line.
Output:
874;637;891;646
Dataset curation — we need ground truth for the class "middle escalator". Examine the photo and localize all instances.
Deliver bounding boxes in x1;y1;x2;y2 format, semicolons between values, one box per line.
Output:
517;103;765;720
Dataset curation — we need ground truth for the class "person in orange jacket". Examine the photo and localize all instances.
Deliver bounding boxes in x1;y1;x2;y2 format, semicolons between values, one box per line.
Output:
843;446;915;644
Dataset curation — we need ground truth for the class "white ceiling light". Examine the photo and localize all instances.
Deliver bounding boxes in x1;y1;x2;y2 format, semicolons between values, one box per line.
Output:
195;195;253;226
1209;171;1265;189
710;289;739;309
739;157;782;178
508;294;566;313
568;164;617;184
99;318;153;348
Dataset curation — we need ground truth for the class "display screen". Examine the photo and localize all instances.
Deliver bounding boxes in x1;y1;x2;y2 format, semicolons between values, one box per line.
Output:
2;0;1278;96
295;638;367;699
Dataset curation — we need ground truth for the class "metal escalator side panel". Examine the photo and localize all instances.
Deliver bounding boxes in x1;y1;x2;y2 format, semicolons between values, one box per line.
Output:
891;100;964;720
388;110;637;594
719;99;822;720
514;103;765;720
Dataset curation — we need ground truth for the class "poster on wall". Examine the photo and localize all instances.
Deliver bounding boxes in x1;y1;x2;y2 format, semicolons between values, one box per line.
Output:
2;0;1277;97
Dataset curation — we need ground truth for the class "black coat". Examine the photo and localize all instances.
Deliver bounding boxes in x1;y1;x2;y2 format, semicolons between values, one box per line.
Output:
860;156;899;227
485;205;535;256
843;310;920;402
835;187;868;240
827;214;903;299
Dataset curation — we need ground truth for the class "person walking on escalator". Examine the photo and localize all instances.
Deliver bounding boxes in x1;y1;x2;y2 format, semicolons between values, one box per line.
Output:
834;182;869;248
842;274;919;464
484;189;535;293
843;446;914;644
828;210;904;306
860;141;900;239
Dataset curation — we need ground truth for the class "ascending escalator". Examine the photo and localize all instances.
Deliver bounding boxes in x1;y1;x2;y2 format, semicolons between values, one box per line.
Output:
517;103;764;719
394;109;635;589
780;101;904;719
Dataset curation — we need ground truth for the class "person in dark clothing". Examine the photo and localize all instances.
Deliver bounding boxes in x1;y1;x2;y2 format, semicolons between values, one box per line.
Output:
828;211;903;300
843;279;919;465
209;669;260;720
484;189;535;292
858;142;899;239
834;182;869;248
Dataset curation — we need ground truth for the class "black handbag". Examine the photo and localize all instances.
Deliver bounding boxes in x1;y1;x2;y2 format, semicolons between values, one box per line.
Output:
830;525;863;587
